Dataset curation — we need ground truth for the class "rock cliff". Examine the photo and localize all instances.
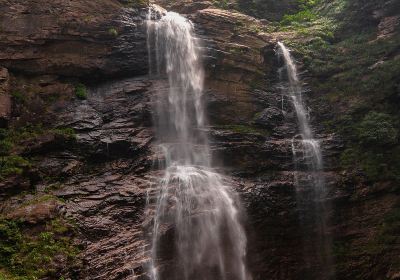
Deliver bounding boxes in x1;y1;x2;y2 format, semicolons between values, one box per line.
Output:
0;0;399;279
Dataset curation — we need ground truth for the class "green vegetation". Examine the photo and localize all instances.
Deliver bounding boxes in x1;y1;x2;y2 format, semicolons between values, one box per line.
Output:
75;83;87;100
0;217;78;280
10;92;25;104
333;207;400;278
0;125;76;179
19;194;64;208
122;0;148;8
281;9;317;25
236;0;298;21
280;0;322;26
52;128;76;140
212;0;230;10
108;28;118;37
358;112;398;147
0;156;30;179
0;127;33;179
272;0;400;184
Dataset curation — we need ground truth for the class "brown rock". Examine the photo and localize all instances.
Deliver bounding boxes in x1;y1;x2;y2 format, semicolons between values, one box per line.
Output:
0;67;11;127
7;197;59;224
155;0;214;14
0;0;149;78
192;8;275;124
378;15;400;39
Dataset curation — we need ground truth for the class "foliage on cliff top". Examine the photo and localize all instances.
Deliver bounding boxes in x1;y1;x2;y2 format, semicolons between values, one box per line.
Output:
273;0;400;184
235;0;307;21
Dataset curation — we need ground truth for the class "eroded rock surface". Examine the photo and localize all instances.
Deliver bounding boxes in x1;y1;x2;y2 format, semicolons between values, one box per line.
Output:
1;0;398;279
0;67;11;127
0;0;148;78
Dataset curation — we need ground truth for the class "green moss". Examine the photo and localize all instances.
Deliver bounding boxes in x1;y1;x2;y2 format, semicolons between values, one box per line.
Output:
0;126;43;146
212;0;230;9
75;84;87;100
10;92;25;104
339;145;400;182
108;28;118;37
0;125;75;180
0;217;79;280
122;0;148;8
281;9;317;25
0;156;30;179
19;195;61;208
334;207;400;277
52;128;76;140
0;140;12;157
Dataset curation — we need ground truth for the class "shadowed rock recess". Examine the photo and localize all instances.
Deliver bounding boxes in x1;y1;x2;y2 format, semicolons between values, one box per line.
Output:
0;0;399;279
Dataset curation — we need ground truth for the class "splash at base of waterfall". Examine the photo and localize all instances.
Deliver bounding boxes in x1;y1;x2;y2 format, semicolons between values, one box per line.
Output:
150;164;247;280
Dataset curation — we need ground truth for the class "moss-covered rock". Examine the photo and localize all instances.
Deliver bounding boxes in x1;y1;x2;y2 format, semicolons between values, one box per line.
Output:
0;216;79;280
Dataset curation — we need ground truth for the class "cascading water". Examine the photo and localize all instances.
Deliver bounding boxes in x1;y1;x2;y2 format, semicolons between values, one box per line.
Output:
277;42;334;279
146;10;248;280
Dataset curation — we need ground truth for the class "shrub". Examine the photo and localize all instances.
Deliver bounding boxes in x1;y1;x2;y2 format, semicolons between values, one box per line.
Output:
75;83;87;100
358;112;398;147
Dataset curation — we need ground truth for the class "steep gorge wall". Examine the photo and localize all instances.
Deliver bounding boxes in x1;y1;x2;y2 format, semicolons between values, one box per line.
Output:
0;0;399;279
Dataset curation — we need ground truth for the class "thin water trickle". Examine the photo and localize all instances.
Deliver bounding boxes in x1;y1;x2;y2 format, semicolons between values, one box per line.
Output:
146;10;248;280
277;42;334;279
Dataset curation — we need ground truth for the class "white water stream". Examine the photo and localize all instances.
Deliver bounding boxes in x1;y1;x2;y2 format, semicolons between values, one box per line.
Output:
277;42;334;279
146;10;248;280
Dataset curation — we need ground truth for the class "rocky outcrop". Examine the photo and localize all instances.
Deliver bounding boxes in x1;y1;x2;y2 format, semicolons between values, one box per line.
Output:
192;9;275;125
154;0;214;14
56;172;151;279
0;0;149;79
0;67;11;127
57;78;153;159
378;15;400;39
0;2;342;279
35;77;154;278
1;0;398;280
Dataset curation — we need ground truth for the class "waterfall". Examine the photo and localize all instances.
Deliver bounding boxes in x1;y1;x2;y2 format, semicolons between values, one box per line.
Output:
146;10;248;280
277;42;334;279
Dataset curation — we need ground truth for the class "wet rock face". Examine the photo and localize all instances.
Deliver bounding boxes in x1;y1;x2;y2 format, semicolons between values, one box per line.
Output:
56;172;151;280
0;0;149;78
37;78;155;279
57;78;153;159
193;8;275;125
